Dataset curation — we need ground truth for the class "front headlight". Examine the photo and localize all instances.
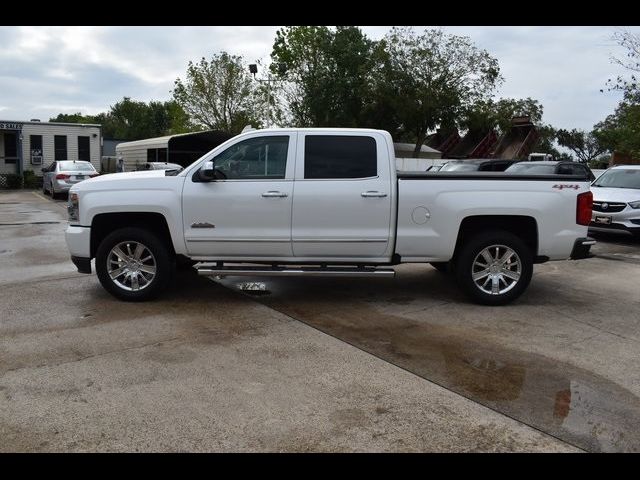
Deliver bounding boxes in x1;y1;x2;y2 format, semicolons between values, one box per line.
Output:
629;200;640;209
68;192;79;222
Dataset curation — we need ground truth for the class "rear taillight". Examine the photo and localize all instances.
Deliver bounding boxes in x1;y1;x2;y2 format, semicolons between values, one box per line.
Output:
89;173;99;177
55;173;70;180
577;191;593;226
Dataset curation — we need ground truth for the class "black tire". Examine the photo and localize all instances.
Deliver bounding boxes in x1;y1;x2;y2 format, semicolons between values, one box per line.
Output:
454;230;533;306
95;227;174;301
430;262;449;273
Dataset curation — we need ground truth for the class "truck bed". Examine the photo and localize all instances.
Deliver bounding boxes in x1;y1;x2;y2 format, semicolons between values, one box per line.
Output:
397;171;589;181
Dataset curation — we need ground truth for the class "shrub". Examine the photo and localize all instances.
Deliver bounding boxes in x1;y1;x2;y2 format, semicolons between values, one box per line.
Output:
4;174;23;189
23;169;39;188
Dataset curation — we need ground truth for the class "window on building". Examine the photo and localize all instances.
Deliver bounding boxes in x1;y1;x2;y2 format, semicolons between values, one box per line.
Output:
30;135;43;165
304;135;377;179
3;133;18;163
157;148;167;163
78;136;90;161
54;135;67;161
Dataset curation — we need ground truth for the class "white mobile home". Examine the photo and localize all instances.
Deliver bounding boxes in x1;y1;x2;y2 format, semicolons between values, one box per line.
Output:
0;120;102;176
394;143;443;171
115;130;233;172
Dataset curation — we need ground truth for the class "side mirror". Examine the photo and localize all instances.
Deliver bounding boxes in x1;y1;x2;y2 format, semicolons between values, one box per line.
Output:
199;161;216;181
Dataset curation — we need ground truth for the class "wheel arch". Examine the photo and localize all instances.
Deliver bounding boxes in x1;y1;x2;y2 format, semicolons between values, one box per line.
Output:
90;212;175;259
452;215;538;261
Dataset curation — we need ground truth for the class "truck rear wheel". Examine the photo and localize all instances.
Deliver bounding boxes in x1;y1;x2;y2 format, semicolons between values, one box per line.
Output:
455;230;532;306
95;227;174;301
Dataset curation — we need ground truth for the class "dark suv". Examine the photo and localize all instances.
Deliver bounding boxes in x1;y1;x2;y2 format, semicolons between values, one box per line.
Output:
438;159;518;172
505;161;595;181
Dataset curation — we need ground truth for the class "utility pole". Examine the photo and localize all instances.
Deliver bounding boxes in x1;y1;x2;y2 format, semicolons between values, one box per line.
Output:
249;63;285;129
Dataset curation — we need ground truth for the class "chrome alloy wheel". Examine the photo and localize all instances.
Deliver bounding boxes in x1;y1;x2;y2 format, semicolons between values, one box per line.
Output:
471;244;522;295
107;241;157;291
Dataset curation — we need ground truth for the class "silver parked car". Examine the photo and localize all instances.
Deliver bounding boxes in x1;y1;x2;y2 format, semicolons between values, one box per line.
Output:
42;161;99;198
589;165;640;238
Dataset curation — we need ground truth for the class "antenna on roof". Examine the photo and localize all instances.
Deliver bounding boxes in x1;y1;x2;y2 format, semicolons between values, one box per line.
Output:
241;125;256;133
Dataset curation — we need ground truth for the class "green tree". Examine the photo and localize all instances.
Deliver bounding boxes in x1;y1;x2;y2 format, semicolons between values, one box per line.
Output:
173;52;262;134
598;30;640;158
556;128;607;164
370;27;502;156
50;99;193;140
49;112;100;124
270;26;375;128
594;92;640;158
460;97;544;135
535;124;570;160
605;30;640;95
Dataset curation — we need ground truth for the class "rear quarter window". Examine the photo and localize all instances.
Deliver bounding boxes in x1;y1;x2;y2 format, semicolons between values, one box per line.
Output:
304;135;377;179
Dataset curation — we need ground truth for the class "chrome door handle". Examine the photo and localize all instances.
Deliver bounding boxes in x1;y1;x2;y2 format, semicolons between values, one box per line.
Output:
361;191;387;198
262;191;288;198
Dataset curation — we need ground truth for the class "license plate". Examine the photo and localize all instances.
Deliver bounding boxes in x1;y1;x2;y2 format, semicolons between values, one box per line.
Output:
74;175;85;181
594;215;612;225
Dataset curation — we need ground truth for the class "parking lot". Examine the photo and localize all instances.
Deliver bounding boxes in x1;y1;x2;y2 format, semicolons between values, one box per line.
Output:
1;190;639;452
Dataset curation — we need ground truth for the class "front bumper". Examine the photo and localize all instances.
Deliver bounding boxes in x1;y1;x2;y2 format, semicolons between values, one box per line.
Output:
589;222;640;236
65;225;91;259
569;237;596;260
589;207;640;236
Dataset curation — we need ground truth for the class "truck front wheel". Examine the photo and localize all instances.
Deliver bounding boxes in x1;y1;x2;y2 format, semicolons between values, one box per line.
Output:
95;227;174;301
455;230;533;306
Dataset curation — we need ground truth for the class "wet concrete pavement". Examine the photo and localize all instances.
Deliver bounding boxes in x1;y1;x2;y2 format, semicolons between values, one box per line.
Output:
2;190;639;451
215;256;640;452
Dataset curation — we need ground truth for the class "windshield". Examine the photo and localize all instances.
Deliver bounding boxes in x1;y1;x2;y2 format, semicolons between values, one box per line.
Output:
505;163;556;175
440;162;481;172
592;169;640;189
59;161;96;172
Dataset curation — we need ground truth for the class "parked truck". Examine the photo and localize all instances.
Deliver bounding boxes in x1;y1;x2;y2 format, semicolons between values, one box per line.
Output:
65;128;594;305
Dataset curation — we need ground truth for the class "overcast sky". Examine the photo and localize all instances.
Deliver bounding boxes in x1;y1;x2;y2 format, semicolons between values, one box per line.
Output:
0;26;637;131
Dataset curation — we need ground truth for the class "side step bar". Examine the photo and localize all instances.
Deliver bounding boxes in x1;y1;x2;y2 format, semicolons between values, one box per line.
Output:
196;264;396;278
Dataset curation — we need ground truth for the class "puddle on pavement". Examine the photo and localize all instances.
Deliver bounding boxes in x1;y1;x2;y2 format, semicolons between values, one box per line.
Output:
212;275;640;452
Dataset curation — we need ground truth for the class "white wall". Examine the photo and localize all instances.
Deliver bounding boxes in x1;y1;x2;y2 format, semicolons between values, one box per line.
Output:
116;140;168;172
21;123;101;175
396;157;445;172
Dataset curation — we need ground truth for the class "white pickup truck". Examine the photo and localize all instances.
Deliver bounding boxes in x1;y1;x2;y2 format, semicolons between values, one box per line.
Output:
65;128;595;305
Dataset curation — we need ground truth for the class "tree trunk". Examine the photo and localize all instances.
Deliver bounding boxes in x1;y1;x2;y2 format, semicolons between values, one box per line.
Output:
413;132;427;158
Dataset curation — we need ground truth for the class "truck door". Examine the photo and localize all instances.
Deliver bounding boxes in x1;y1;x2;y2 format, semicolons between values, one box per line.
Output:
182;133;296;258
291;133;393;259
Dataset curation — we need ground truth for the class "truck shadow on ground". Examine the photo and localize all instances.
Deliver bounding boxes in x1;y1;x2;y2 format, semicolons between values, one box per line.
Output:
210;267;640;453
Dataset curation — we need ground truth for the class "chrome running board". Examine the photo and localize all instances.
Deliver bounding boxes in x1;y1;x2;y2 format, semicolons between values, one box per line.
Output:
196;264;395;279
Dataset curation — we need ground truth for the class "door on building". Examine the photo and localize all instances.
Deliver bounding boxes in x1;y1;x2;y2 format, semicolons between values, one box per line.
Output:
1;132;19;175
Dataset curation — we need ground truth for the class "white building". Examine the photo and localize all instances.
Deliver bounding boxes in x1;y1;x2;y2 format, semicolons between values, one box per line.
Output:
394;142;443;171
0;120;102;176
115;130;232;172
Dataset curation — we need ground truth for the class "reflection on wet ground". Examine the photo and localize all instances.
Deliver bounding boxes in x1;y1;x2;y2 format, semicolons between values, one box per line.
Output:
213;268;640;452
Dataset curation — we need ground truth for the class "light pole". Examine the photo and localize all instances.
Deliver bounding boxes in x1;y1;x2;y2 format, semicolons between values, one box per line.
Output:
249;63;285;129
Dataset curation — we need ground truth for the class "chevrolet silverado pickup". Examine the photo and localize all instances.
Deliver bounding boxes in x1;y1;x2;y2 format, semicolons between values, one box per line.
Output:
65;128;594;305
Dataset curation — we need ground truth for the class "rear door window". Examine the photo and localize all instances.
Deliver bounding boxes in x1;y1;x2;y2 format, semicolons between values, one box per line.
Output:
304;135;377;179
